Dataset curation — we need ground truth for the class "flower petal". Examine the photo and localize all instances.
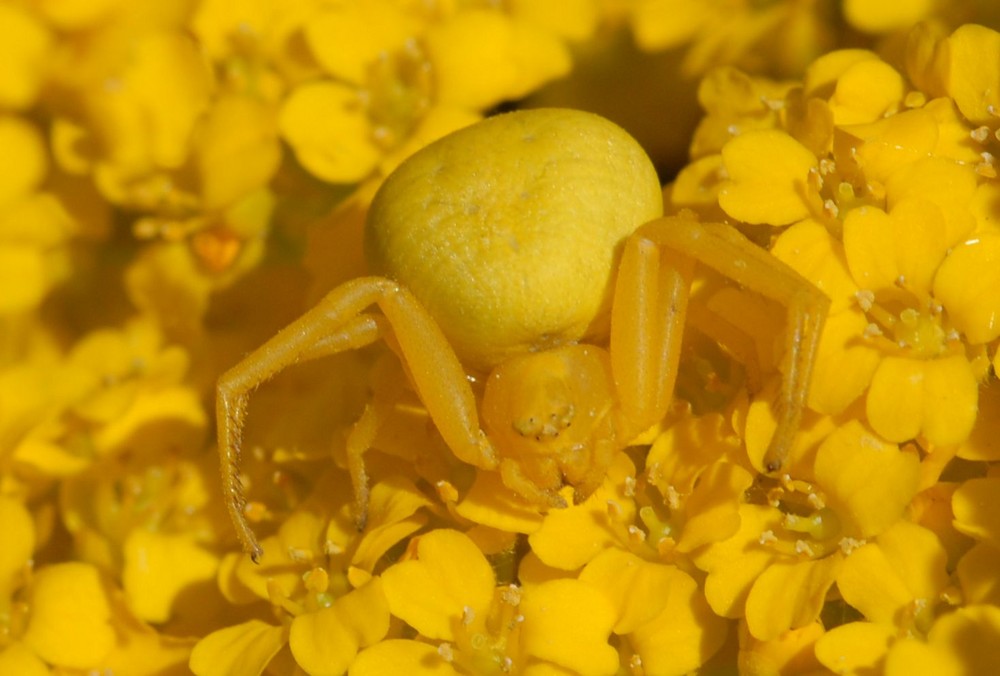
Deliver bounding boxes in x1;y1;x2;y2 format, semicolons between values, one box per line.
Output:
519;578;618;676
744;554;843;640
814;419;920;538
934;24;1000;126
122;530;220;624
528;453;635;570
278;82;380;183
350;640;461;676
0;116;46;210
456;469;544;534
866;355;978;447
933;234;1000;345
815;621;895;674
189;620;287;676
957;542;1000;606
718;129;819;225
289;579;390;676
0;496;33;593
0;5;50;109
952;477;1000;548
837;521;947;623
305;1;419;85
425;11;570;110
380;529;495;641
21;563;116;669
0;643;49;676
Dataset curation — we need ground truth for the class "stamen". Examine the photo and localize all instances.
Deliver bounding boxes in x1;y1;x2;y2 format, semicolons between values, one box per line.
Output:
863;322;883;339
855;289;875;312
665;485;681;510
839;537;866;555
971;125;991;143
438;643;455;662
500;584;522;606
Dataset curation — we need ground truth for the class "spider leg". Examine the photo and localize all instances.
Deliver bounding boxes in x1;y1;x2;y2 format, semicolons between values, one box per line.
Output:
609;229;695;439
499;457;567;508
217;276;496;561
612;214;829;472
684;297;764;393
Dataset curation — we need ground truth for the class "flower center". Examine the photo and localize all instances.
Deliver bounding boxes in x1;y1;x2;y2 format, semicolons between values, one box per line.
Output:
363;41;432;151
856;288;954;359
751;475;844;559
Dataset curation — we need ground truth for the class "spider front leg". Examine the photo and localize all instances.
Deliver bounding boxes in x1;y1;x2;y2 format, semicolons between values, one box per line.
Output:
217;277;496;562
610;213;829;471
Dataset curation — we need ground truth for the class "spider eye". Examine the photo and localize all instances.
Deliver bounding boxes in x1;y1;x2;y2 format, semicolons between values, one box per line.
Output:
482;344;614;457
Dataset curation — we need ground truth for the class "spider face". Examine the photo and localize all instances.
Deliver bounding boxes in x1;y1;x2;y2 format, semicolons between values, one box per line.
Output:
481;344;619;502
218;108;828;561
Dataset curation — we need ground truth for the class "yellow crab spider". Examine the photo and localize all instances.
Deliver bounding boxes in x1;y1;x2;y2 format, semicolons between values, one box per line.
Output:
217;109;829;562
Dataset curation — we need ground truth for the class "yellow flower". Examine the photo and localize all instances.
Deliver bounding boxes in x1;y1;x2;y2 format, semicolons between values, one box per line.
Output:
189;620;287;676
953;474;1000;549
680;32;1000;451
773;198;984;446
644;409;755;553
0;4;51;110
737;620;826;675
628;0;835;77
38;3;284;298
59;452;226;631
815;520;951;671
280;1;578;185
19;563;116;668
579;548;728;674
0;115;78;316
0;495;34;597
10;318;205;478
196;473;427;674
717;128;822;225
842;0;936;34
696;419;921;640
527;453;636;570
374;528;621;675
884;605;1000;674
190;0;318;91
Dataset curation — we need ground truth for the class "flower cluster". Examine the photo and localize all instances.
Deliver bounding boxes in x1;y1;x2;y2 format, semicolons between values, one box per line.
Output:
2;1;1000;674
667;20;1000;670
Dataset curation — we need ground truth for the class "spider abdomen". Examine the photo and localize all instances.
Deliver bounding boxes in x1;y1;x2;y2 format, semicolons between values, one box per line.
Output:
365;108;663;372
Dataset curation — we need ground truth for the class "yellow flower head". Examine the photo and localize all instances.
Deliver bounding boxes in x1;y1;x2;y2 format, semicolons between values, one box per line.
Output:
677;26;1000;452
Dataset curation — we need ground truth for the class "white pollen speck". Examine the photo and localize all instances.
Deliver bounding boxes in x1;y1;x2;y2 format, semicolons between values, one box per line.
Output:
972;126;991;143
438;643;455;662
856;289;875;311
839;537;866;555
795;540;816;557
